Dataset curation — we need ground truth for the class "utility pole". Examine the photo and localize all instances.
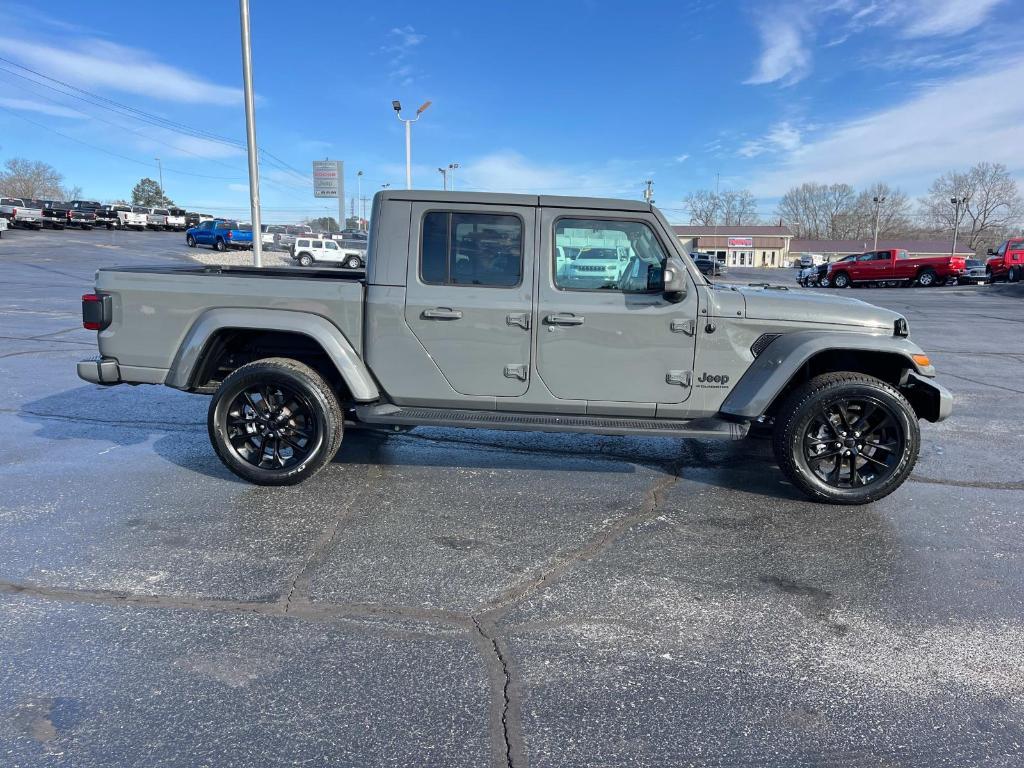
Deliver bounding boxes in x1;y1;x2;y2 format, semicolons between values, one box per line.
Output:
438;167;448;190
643;179;654;204
872;195;886;251
238;0;263;267
392;99;432;188
950;195;969;256
154;157;164;197
360;197;370;225
448;162;460;190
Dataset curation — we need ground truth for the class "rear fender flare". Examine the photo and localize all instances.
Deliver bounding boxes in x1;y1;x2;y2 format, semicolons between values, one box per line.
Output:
166;308;379;401
719;330;937;421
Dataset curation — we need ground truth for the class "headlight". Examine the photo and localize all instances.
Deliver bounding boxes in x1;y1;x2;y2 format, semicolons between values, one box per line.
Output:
894;317;910;337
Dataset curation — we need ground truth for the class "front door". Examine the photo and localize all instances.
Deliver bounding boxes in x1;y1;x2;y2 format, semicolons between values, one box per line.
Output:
536;210;699;404
404;203;536;397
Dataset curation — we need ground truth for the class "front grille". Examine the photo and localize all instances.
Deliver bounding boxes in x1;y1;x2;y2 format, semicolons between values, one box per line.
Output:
751;333;781;357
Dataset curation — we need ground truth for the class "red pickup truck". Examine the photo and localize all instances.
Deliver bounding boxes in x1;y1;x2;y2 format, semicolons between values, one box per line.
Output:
827;248;966;288
986;238;1024;282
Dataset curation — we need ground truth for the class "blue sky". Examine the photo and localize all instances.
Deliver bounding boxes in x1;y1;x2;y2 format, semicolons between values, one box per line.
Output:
1;0;1021;223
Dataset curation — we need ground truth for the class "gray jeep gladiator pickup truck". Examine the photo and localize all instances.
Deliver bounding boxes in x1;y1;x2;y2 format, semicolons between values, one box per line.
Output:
78;190;951;504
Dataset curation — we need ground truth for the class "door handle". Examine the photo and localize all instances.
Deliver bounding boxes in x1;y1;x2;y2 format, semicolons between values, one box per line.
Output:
422;307;463;320
544;313;585;326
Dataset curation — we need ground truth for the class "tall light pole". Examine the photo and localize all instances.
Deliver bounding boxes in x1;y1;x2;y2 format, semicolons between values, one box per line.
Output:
643;179;654;204
392;99;431;189
154;157;164;196
872;195;885;251
238;0;263;267
437;167;448;190
356;170;363;229
448;162;460;190
950;195;969;256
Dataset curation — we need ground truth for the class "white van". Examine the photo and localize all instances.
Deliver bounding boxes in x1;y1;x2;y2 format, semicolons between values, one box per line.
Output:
291;237;365;269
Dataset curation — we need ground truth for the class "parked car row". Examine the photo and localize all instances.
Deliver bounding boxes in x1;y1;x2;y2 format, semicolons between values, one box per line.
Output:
793;241;1024;289
0;198;206;232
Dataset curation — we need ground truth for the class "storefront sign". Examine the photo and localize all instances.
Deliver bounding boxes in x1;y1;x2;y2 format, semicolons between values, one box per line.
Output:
727;236;754;248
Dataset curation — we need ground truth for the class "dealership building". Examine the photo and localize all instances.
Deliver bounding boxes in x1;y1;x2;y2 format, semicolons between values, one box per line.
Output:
673;225;794;268
673;225;973;268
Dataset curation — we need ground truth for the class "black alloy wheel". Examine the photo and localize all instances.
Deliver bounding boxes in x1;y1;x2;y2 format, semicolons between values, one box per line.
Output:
208;358;343;485
773;372;919;504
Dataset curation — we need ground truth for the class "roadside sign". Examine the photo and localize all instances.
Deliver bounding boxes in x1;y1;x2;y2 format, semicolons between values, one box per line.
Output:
312;160;344;199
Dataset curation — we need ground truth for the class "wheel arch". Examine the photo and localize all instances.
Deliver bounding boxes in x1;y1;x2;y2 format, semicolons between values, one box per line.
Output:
719;331;947;423
166;308;379;402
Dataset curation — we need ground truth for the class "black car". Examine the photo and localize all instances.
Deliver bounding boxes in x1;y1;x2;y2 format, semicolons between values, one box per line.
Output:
691;251;723;276
957;259;990;285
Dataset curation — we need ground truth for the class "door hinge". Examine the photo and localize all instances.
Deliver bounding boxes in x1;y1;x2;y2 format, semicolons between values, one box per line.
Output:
504;364;528;381
506;312;531;330
670;318;695;335
666;370;692;387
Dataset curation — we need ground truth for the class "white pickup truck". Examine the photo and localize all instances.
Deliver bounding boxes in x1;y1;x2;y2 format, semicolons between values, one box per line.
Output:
166;208;187;231
110;204;148;230
0;197;43;229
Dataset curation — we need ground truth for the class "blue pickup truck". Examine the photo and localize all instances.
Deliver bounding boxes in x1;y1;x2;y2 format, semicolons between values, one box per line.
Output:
185;219;253;251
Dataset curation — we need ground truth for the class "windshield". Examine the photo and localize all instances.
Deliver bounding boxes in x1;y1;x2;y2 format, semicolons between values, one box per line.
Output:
576;248;620;261
132;206;148;213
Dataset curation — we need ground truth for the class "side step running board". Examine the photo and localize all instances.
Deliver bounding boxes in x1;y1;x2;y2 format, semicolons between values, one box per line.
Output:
354;404;748;440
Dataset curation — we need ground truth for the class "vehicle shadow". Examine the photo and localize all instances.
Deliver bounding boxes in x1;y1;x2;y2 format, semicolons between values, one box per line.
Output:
19;384;802;499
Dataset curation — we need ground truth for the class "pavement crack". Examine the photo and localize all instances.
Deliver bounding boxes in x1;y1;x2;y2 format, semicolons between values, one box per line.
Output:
471;617;519;768
910;474;1024;491
282;465;375;613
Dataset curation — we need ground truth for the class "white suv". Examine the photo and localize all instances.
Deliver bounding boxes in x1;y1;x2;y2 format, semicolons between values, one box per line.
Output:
291;237;365;269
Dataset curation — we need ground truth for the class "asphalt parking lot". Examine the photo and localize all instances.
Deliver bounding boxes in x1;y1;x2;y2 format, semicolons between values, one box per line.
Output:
1;228;1023;767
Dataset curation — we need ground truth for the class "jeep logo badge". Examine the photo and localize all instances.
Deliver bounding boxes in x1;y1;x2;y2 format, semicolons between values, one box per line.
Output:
696;372;730;388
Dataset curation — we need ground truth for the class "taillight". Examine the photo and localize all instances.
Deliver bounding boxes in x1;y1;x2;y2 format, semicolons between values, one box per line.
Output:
226;230;232;239
82;293;111;331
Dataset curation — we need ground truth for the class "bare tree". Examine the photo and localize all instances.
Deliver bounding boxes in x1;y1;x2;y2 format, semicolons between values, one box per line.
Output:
776;182;857;238
919;163;1024;249
683;189;719;226
683;188;759;226
61;184;83;202
719;189;759;225
851;183;913;240
0;158;65;199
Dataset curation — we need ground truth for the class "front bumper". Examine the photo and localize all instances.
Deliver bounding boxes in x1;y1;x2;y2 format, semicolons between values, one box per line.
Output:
905;371;953;423
78;357;120;385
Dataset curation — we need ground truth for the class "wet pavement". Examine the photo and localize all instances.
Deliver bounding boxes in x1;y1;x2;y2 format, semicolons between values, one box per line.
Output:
1;229;1022;766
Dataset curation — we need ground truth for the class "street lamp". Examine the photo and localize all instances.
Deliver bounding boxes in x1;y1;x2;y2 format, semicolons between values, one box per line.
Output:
448;162;460;190
356;170;363;229
238;0;263;267
872;195;886;251
392;99;432;189
950;195;969;256
437;167;448;190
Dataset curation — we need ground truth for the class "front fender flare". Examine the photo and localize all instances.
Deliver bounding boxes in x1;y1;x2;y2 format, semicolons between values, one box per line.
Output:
719;331;936;421
166;307;380;401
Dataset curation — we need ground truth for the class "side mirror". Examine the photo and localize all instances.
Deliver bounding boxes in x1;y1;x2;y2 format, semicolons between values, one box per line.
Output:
662;256;688;303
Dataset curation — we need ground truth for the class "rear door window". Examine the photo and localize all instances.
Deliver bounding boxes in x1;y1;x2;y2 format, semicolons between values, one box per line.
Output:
297;239;310;248
421;211;523;287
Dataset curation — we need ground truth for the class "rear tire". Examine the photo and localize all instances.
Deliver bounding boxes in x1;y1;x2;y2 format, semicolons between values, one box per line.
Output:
214;238;227;252
917;269;937;287
831;272;850;288
208;358;343;486
298;254;313;267
1009;266;1020;283
772;372;919;505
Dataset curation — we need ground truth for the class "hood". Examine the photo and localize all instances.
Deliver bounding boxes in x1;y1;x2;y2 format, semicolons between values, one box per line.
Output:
729;285;901;332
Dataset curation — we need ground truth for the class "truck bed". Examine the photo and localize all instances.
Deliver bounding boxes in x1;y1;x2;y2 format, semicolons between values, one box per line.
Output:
93;264;367;382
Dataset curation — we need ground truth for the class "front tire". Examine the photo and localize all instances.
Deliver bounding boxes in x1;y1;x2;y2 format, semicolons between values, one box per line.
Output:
208;358;343;486
772;372;919;505
343;255;362;269
186;235;197;248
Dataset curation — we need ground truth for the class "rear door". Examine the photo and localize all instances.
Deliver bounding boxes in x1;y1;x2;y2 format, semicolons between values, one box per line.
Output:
535;209;698;405
404;202;535;397
854;251;892;281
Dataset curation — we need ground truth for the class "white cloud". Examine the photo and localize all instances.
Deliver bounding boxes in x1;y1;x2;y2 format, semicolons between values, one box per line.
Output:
0;37;241;105
738;122;802;158
900;0;1006;38
382;25;425;85
0;96;81;118
674;154;690;163
744;15;811;85
744;57;1024;196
